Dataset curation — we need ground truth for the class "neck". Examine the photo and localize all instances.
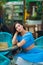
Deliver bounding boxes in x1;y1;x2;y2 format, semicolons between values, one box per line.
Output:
21;29;28;36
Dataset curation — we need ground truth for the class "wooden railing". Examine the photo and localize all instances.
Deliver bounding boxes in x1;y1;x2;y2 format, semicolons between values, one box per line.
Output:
24;24;42;38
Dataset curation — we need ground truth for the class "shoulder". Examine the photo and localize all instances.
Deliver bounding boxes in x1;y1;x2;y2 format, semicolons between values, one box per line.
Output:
23;32;32;37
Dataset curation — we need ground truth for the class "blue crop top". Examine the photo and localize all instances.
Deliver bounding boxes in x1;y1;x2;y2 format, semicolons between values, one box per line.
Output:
16;32;34;49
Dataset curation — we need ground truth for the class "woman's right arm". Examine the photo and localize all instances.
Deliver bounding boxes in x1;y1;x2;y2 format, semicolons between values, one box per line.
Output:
12;32;18;45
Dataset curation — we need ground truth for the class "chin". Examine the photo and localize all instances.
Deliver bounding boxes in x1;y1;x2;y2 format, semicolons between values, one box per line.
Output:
18;30;22;32
19;31;21;33
18;31;22;33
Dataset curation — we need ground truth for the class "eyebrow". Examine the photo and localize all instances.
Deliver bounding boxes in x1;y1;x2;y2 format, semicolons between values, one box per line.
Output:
16;24;20;28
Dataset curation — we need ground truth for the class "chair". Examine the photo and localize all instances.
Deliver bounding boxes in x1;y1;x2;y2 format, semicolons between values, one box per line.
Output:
34;36;43;48
0;32;12;55
0;54;10;65
0;32;18;65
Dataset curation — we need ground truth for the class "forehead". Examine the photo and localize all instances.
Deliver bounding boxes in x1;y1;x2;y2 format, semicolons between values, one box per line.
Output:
15;23;21;27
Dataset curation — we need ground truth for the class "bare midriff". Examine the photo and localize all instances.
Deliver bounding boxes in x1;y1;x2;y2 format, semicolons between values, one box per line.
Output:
25;44;34;51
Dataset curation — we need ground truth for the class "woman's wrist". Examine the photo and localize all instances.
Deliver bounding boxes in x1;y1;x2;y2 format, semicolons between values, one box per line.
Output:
13;32;18;38
14;32;18;36
16;31;18;34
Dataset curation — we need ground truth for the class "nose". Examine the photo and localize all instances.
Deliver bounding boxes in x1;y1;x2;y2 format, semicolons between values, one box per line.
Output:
17;27;20;31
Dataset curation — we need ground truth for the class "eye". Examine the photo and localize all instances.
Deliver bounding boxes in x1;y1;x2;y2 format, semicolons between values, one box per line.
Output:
15;24;20;29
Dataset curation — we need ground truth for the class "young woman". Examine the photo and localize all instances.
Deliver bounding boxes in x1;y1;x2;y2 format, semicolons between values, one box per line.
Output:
12;22;43;65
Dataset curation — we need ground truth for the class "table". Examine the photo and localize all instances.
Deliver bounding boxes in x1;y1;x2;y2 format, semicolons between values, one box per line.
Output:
0;45;18;55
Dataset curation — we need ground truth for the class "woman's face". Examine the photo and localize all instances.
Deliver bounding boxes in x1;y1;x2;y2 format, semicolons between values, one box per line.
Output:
15;23;23;32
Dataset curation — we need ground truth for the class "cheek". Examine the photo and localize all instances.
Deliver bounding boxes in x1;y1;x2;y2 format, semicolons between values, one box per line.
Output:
17;27;21;32
18;26;21;30
16;28;19;31
17;28;20;31
21;26;23;29
16;25;23;31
